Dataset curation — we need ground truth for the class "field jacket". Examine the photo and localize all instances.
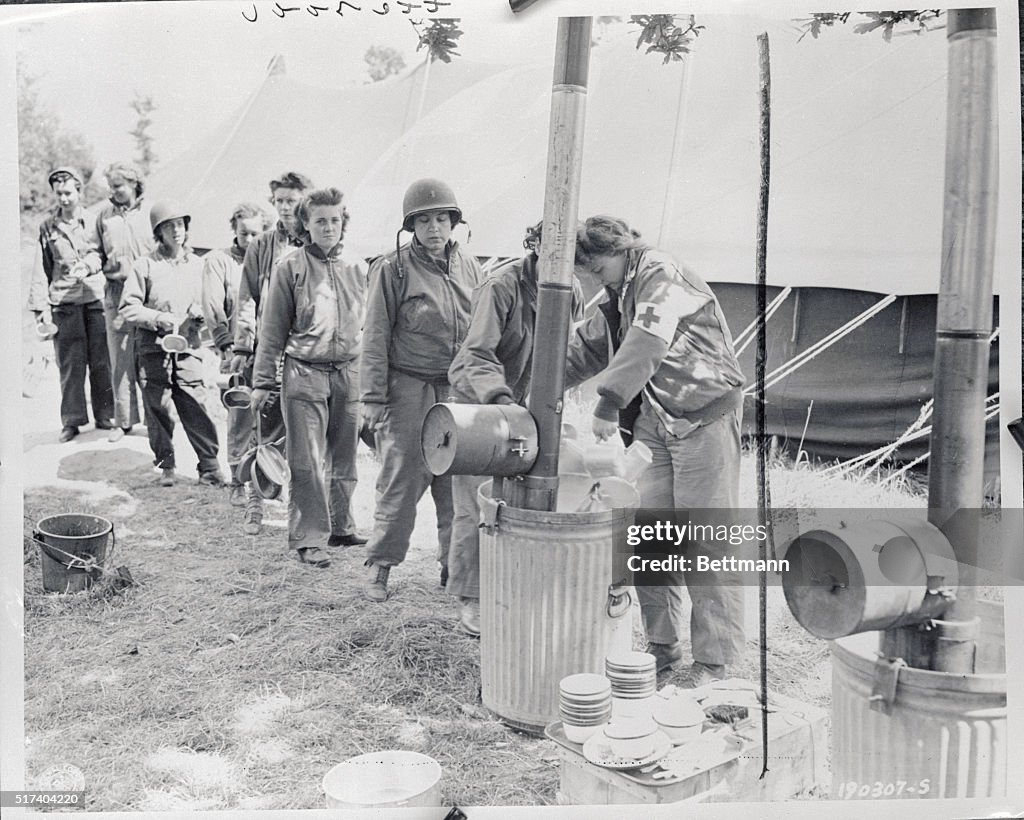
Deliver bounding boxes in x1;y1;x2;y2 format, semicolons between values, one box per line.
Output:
201;242;246;351
252;242;369;391
233;222;303;356
448;254;583;405
360;238;482;405
91;197;154;317
28;207;105;309
565;247;744;434
118;247;206;355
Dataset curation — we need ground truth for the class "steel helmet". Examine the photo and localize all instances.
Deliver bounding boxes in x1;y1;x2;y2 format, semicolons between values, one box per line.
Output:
150;200;191;234
401;178;462;232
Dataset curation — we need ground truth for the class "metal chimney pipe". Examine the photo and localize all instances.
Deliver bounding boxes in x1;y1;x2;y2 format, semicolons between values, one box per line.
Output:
925;7;998;673
508;17;592;511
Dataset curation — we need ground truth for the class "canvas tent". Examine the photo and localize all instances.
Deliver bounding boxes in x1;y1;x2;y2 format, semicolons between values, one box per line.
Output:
147;54;512;252
147;16;1005;481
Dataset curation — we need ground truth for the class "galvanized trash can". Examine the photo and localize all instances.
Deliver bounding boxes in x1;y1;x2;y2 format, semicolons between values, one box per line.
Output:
478;479;636;734
830;604;1006;799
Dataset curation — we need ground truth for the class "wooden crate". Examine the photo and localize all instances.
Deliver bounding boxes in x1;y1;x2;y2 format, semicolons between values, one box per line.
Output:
549;688;828;805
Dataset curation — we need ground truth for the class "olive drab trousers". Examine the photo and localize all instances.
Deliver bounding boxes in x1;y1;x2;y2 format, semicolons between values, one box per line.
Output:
446;473;489;600
51;301;114;428
280;356;360;549
102;297;142;429
365;369;453;569
136;351;220;474
633;403;747;666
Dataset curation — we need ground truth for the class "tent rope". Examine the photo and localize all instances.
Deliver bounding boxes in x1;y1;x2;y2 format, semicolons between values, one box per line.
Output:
744;294;897;396
825;393;1001;478
877;401;1002;486
734;286;792;354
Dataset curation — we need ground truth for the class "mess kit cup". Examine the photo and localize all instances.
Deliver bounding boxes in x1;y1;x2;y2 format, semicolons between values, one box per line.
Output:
36;321;59;341
160;334;188;353
222;373;253;410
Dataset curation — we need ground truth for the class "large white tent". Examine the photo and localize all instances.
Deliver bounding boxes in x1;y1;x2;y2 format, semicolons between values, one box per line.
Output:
146;16;1004;476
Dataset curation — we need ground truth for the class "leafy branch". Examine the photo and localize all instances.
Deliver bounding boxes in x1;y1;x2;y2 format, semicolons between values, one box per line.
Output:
797;10;944;43
413;18;464;64
630;14;704;64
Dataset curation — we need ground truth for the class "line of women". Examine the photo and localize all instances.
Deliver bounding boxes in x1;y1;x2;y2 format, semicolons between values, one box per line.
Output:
119;174;747;683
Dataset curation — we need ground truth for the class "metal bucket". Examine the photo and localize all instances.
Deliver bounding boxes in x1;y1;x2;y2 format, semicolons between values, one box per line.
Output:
479;480;636;734
35;514;113;594
830;608;1006;799
421;402;537;476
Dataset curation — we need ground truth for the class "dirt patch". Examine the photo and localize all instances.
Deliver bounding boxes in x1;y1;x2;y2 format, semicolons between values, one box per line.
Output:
58;448;154;482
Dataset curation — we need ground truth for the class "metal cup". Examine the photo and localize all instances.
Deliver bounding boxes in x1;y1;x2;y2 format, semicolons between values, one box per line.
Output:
35;321;58;341
160;334;188;354
222;383;253;410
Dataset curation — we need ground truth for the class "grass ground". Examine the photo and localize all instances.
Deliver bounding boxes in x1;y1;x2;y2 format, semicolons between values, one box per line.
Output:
20;217;990;809
21;380;938;810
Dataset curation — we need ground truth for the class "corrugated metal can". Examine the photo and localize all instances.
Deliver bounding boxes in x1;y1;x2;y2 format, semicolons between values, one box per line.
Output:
831;626;1006;799
479;481;635;734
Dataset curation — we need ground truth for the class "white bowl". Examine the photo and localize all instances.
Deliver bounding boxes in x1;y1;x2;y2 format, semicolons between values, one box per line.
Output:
604;731;660;760
564;721;607;744
611;695;654;719
560;673;612;696
655;719;704;744
322;751;441;809
603;717;659;759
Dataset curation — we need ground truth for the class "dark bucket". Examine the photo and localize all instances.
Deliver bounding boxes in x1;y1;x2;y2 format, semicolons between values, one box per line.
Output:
35;514;113;594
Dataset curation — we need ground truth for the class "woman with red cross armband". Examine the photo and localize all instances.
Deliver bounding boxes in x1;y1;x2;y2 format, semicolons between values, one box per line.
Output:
564;215;746;688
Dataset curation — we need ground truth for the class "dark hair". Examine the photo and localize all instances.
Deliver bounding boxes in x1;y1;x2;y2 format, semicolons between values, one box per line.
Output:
269;171;314;194
296;187;350;242
574;215;643;266
522;221;543;254
51;173;81;192
103;161;144;196
230;202;272;231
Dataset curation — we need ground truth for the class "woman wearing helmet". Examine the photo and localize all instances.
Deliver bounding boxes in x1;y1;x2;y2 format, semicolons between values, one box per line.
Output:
119;201;223;487
359;179;483;602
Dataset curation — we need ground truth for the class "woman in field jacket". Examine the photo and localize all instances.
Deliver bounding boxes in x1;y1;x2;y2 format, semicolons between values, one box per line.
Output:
359;178;483;603
250;187;369;569
564;215;746;688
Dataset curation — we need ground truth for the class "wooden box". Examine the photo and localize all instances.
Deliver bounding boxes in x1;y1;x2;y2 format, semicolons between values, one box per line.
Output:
548;687;828;805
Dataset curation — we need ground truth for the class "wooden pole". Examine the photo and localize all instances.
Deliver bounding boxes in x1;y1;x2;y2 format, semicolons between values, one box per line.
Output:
508;17;593;511
755;31;772;778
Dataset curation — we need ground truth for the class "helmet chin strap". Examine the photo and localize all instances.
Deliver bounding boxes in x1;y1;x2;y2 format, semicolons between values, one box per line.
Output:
395;228;406;279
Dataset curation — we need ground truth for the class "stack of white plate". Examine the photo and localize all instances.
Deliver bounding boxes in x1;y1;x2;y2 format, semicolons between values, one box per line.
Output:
605;651;658;700
559;673;613;743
